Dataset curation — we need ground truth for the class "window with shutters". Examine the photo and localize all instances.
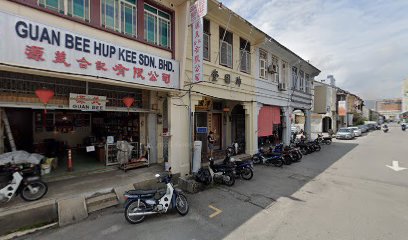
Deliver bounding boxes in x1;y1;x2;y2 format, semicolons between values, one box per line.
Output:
272;55;279;82
299;70;304;91
292;66;298;90
240;38;251;73
281;61;288;89
305;74;310;93
219;27;233;68
259;49;267;79
203;19;210;61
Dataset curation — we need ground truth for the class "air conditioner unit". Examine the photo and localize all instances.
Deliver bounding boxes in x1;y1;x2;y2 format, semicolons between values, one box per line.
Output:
267;64;277;74
278;83;285;91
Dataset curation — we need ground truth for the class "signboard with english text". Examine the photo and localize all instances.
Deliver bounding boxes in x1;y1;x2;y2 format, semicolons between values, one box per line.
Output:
0;11;179;89
69;93;107;111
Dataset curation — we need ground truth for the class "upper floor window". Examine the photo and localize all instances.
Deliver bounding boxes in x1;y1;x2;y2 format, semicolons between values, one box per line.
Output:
203;19;210;61
39;0;90;21
240;38;251;73
101;0;137;37
292;66;298;89
271;55;279;82
68;0;90;21
305;74;310;93
259;49;267;79
280;61;288;89
39;0;64;14
219;27;233;68
144;4;171;48
299;70;304;91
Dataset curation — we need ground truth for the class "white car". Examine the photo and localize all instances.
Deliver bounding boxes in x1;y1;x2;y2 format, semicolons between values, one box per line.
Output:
348;127;362;137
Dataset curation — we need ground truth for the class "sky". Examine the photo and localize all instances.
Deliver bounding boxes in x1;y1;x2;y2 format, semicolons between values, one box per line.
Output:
221;0;408;100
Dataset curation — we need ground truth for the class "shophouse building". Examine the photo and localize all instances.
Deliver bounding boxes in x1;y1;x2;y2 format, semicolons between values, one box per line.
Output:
255;38;320;146
311;75;337;136
0;0;191;176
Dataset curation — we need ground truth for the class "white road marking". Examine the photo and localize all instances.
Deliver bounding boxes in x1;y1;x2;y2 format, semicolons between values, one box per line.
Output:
386;161;407;172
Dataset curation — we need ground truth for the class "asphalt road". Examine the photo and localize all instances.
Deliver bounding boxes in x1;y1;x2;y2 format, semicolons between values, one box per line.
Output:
20;126;408;240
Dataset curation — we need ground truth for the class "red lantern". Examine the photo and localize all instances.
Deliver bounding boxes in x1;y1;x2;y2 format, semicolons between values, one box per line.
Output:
123;97;135;115
35;88;54;114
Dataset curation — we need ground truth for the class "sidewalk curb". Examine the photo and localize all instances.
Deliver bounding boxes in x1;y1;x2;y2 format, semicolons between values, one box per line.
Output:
0;174;180;238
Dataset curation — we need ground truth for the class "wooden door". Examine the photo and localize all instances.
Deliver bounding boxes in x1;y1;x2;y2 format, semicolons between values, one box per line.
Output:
212;113;222;150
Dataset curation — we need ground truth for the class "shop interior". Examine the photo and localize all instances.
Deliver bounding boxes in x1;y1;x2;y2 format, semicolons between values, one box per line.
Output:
4;107;144;178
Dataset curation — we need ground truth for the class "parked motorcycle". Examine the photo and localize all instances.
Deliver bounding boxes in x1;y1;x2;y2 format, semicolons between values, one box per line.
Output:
316;134;332;145
275;144;302;163
124;169;189;224
223;155;254;180
401;124;406;131
383;125;389;133
252;148;284;167
271;144;293;165
226;139;245;156
0;163;48;202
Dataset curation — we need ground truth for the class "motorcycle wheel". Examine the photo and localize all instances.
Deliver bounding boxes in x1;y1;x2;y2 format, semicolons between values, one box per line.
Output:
175;193;189;216
252;156;262;164
125;200;147;224
325;140;332;145
20;181;48;201
240;168;253;180
283;156;292;165
273;158;284;167
223;172;235;186
300;148;308;155
297;151;303;160
315;145;321;151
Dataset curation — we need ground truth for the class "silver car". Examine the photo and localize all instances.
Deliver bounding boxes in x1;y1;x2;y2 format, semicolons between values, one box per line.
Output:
336;128;355;139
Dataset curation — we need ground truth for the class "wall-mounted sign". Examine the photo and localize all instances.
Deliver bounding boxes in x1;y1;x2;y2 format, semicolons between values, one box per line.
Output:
196;127;208;134
0;12;179;89
189;0;208;24
195;97;212;111
69;93;106;111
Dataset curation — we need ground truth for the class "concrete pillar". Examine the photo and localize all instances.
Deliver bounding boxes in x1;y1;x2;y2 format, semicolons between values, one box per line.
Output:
282;106;292;145
168;96;190;176
304;109;312;140
242;102;258;155
147;113;157;164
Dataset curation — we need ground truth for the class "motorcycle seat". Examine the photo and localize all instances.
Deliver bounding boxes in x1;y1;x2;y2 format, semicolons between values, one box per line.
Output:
127;189;157;196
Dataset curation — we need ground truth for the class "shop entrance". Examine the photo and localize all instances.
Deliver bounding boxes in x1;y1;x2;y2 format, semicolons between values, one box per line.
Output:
231;105;245;150
211;113;222;150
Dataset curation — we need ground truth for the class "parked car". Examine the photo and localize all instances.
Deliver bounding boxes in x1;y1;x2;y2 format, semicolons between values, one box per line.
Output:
336;128;355;140
348;127;362;137
357;125;368;133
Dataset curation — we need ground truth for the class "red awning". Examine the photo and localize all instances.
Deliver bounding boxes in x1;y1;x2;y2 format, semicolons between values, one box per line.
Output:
258;106;281;137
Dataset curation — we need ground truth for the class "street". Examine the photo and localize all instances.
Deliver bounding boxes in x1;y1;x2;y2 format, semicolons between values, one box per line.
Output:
20;127;408;240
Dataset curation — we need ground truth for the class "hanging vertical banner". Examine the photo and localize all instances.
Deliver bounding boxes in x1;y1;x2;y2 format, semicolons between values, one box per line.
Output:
338;101;347;116
190;0;207;83
192;19;203;82
189;0;208;24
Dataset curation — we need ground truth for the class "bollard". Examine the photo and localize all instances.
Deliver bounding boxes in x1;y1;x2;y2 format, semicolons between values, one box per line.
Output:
67;149;73;171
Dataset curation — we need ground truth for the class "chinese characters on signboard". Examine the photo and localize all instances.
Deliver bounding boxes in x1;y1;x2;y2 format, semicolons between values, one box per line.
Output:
69;93;107;111
190;0;207;83
0;12;180;89
192;19;203;83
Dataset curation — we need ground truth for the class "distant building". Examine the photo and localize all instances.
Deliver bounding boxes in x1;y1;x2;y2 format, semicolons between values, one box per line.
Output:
402;78;408;113
364;100;376;111
376;98;402;121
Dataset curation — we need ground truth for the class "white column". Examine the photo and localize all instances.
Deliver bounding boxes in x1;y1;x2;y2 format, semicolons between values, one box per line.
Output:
242;102;258;155
304;109;312;140
282;106;292;145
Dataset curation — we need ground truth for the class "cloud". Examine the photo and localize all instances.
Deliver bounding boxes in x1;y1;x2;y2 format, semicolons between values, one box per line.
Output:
221;0;408;99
